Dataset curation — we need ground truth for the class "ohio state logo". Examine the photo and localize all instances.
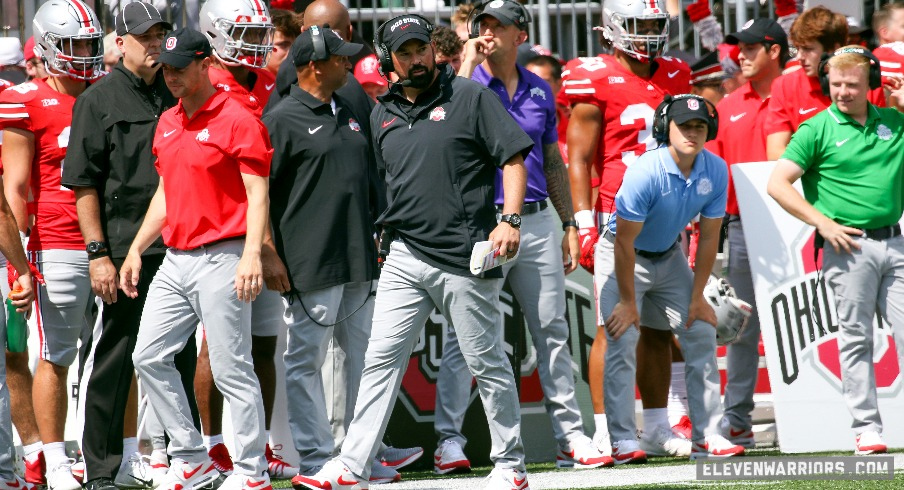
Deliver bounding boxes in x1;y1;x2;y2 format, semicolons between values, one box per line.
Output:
429;106;445;122
166;37;177;50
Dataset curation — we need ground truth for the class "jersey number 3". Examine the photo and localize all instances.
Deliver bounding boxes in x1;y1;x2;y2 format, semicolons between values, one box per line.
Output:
619;103;656;167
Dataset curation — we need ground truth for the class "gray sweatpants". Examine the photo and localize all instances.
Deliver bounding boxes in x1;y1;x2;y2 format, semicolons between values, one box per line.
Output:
132;240;266;475
597;234;723;443
435;209;585;448
284;281;374;473
822;235;904;434
723;219;762;431
339;241;525;479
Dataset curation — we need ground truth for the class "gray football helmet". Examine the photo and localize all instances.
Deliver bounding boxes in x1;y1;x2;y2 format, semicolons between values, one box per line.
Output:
200;0;274;68
32;0;104;80
596;0;670;63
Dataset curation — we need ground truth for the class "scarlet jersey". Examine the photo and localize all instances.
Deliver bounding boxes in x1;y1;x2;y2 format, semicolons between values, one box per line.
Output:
765;67;886;136
873;42;904;85
0;79;82;250
208;66;275;118
558;54;691;214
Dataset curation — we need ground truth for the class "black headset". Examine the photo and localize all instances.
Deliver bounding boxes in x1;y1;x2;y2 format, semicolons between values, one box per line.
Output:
308;24;329;62
468;0;532;39
818;46;882;96
652;94;719;144
373;14;435;75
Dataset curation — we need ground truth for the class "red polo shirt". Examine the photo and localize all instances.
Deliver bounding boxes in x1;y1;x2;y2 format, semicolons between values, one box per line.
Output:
710;82;770;215
153;89;272;250
765;67;885;136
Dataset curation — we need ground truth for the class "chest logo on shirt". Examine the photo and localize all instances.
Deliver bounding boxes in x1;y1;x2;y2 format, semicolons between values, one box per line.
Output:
697;178;713;196
530;87;546;100
429;106;446;122
42;98;59;107
667;70;680;78
878;124;893;141
382;117;397;128
348;119;361;132
197;128;210;142
265;83;275;91
218;83;231;92
608;76;625;84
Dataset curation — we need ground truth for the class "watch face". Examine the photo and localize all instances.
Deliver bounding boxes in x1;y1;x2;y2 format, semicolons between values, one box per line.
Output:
87;241;105;254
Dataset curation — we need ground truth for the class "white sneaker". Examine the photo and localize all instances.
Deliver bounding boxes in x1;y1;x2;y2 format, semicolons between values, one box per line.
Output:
377;446;423;470
0;476;36;490
217;473;272;490
611;439;647;465
591;429;612;457
156;459;220;490
115;452;154;489
720;417;756;448
265;444;298;479
291;459;367;490
639;426;692;457
433;440;470;475
47;460;82;490
855;431;888;455
368;461;400;485
690;434;745;460
483;467;529;490
148;452;169;488
555;437;613;469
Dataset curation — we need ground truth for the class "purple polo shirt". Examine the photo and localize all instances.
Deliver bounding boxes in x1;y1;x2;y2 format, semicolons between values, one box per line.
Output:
472;64;558;205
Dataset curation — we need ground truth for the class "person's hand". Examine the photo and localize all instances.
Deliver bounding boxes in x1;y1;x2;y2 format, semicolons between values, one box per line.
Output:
687;0;723;51
562;227;579;275
605;300;639;340
119;252;143;299
235;253;263;302
261;243;290;293
489;221;520;259
9;272;33;316
458;35;495;76
89;256;119;304
687;296;717;328
577;226;598;273
815;218;863;254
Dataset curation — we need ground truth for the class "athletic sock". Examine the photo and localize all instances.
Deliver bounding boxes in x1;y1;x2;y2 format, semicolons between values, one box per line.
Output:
667;361;688;426
24;441;43;460
43;442;68;471
593;413;608;436
642;408;670;433
203;434;224;450
123;437;139;457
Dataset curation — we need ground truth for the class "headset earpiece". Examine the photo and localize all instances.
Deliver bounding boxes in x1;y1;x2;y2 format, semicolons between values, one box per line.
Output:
652;94;719;144
310;25;328;62
819;47;883;97
373;14;436;76
468;0;533;39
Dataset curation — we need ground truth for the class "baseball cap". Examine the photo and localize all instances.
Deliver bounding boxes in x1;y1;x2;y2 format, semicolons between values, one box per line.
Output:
476;0;530;30
116;2;173;36
293;25;363;66
725;18;788;49
158;28;212;68
381;16;432;52
24;37;37;63
668;95;713;125
354;54;387;87
690;51;726;85
0;38;25;68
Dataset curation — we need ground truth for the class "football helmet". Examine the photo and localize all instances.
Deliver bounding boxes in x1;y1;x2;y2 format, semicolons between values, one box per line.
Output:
703;275;753;346
200;0;274;69
596;0;670;63
32;0;103;80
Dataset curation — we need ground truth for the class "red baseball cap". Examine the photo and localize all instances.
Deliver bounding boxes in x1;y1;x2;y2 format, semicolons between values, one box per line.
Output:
23;37;37;62
354;54;387;88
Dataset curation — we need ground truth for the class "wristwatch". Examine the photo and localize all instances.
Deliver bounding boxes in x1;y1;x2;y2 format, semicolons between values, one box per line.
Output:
500;213;522;229
86;240;110;260
562;220;578;231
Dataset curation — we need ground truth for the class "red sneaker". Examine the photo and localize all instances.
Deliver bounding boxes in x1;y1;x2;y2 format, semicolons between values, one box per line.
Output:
24;452;46;485
208;443;234;474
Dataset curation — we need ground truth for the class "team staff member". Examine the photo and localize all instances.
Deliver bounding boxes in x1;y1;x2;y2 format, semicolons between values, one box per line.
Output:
262;24;385;481
768;46;904;456
765;6;885;160
601;94;744;461
61;5;199;490
710;18;787;449
123;27;272;490
447;0;608;471
294;14;533;490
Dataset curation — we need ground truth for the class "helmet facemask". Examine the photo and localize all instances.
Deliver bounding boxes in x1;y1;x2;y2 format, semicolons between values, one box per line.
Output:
209;16;274;68
597;8;669;63
43;31;104;80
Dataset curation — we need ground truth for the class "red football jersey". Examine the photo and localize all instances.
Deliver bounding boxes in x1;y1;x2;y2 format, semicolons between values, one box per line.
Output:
208;66;275;118
559;54;691;214
0;79;82;250
874;42;904;84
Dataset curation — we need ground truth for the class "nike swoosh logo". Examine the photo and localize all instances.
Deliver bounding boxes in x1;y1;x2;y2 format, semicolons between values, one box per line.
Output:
799;107;817;114
337;475;358;485
514;476;527;486
247;480;268;488
730;428;748;437
182;466;202;480
382;117;397;128
729;113;746;122
265;83;274;90
836;138;850;147
124;475;152;487
308;125;323;134
163;129;177;137
668;70;679;78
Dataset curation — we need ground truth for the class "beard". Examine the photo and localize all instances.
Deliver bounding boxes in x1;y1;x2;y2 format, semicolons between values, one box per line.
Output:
404;64;435;89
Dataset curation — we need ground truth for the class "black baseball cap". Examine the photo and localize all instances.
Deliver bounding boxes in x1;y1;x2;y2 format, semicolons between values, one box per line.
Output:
293;25;363;66
382;16;432;52
690;51;726;85
158;28;212;68
725;18;788;49
115;2;173;36
668;95;713;125
476;0;530;30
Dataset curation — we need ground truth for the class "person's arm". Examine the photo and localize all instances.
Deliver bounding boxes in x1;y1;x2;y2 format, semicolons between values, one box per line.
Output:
119;178;167;299
457;35;494;78
489;154;526;258
687;216;721;328
766;131;792;161
567;102;603;271
74;187;120;304
767;159;862;253
236;173;268;302
1;129;34;234
0;186;33;313
607;217;642;340
543;143;579;273
261;224;290;293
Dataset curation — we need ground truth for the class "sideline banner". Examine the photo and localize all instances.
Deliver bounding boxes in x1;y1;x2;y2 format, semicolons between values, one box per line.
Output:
733;162;904;453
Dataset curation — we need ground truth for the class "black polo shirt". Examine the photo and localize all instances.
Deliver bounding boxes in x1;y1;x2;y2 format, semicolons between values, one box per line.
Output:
263;85;379;293
372;64;533;277
62;60;174;258
265;65;371;118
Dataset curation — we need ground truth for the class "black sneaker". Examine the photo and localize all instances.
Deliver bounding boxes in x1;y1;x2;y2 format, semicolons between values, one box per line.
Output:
84;478;117;490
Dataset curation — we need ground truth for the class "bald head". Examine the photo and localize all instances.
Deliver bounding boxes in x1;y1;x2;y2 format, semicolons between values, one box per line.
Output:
303;0;352;41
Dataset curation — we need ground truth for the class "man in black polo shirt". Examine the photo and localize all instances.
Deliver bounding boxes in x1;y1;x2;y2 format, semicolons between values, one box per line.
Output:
261;24;385;481
61;5;198;490
293;14;533;490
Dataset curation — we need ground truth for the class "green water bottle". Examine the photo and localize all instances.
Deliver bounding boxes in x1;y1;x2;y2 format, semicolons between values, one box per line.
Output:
6;287;27;353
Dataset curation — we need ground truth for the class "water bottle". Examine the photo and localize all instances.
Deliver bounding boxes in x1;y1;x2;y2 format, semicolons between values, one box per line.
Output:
6;286;27;353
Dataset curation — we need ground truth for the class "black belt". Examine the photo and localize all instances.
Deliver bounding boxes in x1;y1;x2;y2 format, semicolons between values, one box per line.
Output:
860;223;901;241
635;242;677;260
175;235;245;252
496;200;548;215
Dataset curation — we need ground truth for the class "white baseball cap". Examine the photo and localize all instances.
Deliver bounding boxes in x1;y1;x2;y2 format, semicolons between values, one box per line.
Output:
0;37;25;68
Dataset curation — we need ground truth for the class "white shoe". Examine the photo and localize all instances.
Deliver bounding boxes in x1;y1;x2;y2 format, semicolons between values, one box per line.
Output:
217;473;272;490
720;417;756;448
115;452;154;489
592;430;612;457
156;459;220;490
639;426;692;457
368;462;400;485
690;434;745;460
855;431;888;455
0;476;36;490
148;452;169;488
291;459;367;490
433;440;470;475
483;467;529;490
47;460;82;490
377;446;423;470
265;444;298;479
611;439;647;465
555;437;613;469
